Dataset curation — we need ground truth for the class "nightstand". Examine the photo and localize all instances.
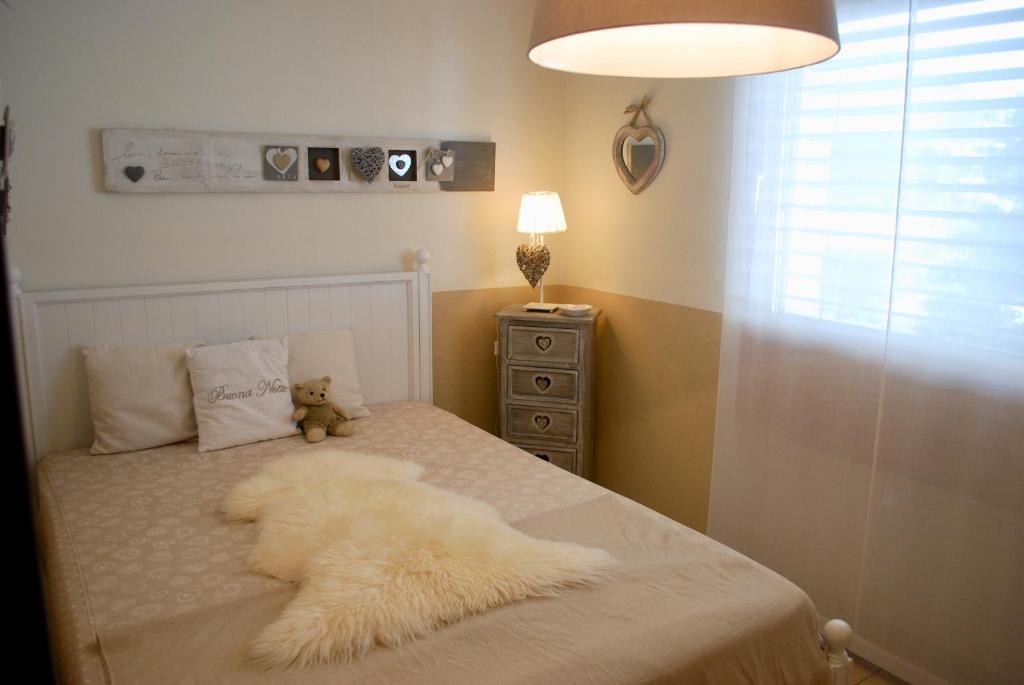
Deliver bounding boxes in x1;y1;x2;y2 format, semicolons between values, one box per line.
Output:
495;305;599;479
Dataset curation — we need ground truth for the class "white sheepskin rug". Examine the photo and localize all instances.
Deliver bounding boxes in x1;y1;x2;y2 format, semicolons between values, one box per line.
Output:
221;449;613;667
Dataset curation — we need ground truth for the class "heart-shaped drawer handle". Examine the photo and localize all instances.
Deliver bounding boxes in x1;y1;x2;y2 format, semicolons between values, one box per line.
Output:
535;335;552;352
534;375;552;392
535;453;550;462
534;414;551;431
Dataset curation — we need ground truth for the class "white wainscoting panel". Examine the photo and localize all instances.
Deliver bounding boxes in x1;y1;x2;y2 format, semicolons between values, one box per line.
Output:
17;263;432;459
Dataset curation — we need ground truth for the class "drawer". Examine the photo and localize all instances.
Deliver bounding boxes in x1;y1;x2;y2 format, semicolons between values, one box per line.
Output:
515;443;576;473
508;325;578;365
508;366;578;404
507;404;577;443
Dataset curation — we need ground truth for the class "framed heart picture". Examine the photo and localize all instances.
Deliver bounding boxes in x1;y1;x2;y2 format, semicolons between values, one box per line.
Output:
262;145;299;181
308;147;340;181
424;147;455;182
387;149;417;183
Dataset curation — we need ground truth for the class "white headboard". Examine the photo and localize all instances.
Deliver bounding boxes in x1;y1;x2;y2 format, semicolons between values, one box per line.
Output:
12;251;432;460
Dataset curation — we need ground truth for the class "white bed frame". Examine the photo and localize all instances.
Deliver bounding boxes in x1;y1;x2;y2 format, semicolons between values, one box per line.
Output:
8;249;854;685
11;249;433;461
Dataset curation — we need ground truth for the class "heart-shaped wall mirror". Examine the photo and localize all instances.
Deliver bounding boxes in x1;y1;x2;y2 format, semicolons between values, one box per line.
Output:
612;95;665;195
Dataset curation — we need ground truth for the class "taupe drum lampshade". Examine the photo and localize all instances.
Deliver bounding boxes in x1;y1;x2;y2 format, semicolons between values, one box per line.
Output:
528;0;840;78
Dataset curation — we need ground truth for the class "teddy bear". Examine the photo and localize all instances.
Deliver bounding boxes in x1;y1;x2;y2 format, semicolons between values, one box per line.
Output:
291;376;353;442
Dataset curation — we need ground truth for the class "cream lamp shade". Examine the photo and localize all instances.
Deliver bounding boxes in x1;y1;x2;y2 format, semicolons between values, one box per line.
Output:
516;191;567;235
528;0;840;78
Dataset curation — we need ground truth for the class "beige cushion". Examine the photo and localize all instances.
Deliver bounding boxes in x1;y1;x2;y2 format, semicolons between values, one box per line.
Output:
186;340;298;452
276;328;370;418
82;341;201;455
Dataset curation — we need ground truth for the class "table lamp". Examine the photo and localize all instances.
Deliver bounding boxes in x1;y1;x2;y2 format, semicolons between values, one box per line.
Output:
516;191;566;312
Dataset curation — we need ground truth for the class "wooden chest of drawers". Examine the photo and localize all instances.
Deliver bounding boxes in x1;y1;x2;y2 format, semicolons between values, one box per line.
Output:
496;305;599;479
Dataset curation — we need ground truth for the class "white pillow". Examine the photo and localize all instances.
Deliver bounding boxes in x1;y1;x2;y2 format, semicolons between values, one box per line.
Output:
186;340;298;452
276;328;370;418
82;341;201;454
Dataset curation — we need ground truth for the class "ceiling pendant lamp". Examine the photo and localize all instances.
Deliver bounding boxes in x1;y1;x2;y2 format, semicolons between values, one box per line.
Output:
528;0;840;78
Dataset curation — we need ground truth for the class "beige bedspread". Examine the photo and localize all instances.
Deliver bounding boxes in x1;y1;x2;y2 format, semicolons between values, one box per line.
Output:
37;401;828;684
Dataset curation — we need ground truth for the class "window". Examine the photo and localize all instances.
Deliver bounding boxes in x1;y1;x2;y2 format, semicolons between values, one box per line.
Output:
770;0;1023;355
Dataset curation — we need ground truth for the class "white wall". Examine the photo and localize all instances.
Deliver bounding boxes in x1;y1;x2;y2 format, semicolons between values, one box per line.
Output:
0;0;566;293
560;77;734;313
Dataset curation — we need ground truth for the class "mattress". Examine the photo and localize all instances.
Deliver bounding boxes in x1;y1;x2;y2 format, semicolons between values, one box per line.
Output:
36;401;828;684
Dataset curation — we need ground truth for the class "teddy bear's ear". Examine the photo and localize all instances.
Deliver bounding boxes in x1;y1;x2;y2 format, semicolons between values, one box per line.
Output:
292;382;302;392
321;375;332;384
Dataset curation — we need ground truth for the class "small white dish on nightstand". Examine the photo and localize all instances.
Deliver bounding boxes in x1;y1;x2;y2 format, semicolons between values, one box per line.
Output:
559;304;593;317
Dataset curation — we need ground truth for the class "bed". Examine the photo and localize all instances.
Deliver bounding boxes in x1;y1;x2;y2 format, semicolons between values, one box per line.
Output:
17;253;852;684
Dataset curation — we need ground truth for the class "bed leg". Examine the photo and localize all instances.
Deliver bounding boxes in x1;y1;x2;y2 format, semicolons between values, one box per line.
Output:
822;619;853;685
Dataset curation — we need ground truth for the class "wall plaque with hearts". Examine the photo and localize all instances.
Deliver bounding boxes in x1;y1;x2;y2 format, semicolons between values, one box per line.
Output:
350;147;386;183
516;244;551;289
102;129;498;194
262;145;299;181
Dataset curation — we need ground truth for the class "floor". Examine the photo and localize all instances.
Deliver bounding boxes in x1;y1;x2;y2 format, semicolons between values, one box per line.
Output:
851;654;909;684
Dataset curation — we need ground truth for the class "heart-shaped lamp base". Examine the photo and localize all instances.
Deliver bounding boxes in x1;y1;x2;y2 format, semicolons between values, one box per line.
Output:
516;244;551;289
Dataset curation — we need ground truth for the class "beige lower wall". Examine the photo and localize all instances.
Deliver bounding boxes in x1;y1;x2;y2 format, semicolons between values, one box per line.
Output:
432;286;534;434
433;285;722;532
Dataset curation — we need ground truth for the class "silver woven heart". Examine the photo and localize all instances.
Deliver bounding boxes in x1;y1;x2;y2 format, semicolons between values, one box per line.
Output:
350;147;385;183
516;244;551;289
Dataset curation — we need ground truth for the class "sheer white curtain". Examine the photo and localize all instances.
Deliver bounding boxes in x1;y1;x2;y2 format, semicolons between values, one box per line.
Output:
709;1;1023;683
